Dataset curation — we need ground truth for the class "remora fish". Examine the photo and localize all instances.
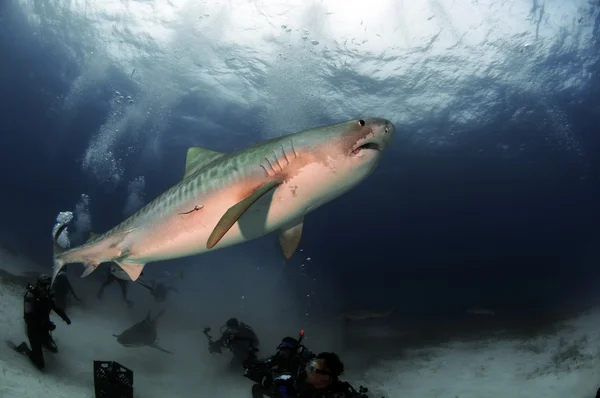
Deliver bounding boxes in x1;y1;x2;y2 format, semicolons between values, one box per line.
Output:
52;118;395;284
113;309;172;354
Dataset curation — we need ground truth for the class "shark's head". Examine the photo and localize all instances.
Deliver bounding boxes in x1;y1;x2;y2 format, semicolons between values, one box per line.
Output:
293;117;395;204
320;117;394;174
344;117;396;156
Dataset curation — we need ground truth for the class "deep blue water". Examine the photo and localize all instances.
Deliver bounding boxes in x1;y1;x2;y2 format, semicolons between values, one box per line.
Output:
1;2;600;323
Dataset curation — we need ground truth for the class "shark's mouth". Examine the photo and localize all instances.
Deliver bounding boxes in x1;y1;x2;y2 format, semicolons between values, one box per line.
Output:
352;142;380;155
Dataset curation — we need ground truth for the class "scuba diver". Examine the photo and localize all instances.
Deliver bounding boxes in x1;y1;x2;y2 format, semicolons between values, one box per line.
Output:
245;331;316;398
149;271;178;303
204;317;260;369
51;265;81;310
249;343;372;398
14;274;72;370
292;352;368;398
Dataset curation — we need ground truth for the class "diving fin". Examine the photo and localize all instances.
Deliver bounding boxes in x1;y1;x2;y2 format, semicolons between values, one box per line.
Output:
207;179;282;249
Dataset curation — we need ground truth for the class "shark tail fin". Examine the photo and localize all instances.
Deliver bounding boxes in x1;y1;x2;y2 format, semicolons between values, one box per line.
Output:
150;342;173;354
51;223;69;287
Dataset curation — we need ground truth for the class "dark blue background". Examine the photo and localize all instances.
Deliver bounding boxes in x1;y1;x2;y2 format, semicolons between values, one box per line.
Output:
1;3;600;323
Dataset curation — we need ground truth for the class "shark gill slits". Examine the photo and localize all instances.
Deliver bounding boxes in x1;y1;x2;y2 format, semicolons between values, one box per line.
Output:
280;144;291;164
358;119;365;126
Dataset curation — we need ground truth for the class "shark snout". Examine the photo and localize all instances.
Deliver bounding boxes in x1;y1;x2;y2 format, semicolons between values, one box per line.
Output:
350;118;395;156
371;119;395;151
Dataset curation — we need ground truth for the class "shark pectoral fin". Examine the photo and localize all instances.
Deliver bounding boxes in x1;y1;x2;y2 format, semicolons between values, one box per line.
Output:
115;261;146;281
150;342;173;354
279;217;304;260
184;146;225;178
80;263;98;278
207;179;283;249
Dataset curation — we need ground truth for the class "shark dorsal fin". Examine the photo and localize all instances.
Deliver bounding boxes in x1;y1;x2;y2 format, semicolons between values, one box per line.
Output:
184;147;225;178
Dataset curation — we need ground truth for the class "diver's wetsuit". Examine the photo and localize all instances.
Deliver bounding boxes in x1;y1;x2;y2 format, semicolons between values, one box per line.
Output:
249;339;315;398
16;285;71;370
51;270;80;310
97;269;133;308
213;323;260;368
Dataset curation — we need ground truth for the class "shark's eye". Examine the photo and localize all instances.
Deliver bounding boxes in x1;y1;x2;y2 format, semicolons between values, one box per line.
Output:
358;119;365;127
384;127;389;133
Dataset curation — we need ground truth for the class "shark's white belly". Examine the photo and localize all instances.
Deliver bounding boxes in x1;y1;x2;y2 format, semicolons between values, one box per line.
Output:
125;162;350;264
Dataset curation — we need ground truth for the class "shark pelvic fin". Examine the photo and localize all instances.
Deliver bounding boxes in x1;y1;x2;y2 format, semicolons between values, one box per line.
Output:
279;217;304;260
184;146;225;179
207;179;283;249
81;263;98;278
115;260;146;281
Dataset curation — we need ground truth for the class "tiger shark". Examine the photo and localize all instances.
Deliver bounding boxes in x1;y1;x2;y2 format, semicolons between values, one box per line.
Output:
52;117;396;284
113;309;172;354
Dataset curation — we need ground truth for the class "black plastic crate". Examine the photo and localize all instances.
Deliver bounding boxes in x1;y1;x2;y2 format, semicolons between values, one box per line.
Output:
94;360;134;398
